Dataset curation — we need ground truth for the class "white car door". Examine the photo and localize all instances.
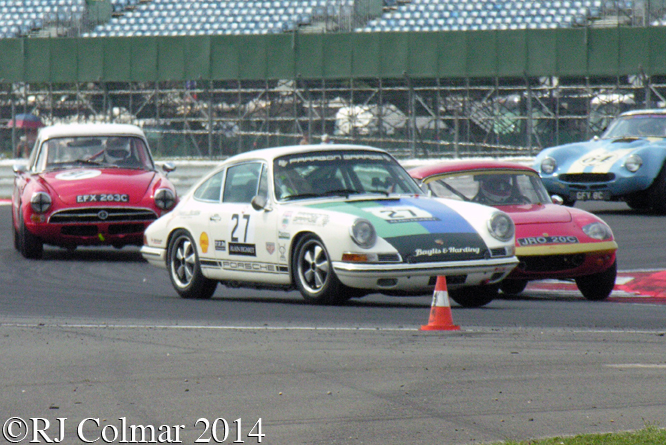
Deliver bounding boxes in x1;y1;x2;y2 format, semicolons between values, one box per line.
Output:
214;161;285;284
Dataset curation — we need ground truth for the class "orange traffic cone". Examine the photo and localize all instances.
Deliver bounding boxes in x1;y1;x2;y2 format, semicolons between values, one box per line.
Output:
420;276;460;331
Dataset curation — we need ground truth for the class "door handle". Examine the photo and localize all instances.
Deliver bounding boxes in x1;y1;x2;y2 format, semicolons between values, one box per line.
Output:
210;214;221;222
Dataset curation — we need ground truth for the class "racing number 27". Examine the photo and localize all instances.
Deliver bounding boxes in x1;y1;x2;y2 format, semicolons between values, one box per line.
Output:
231;214;251;242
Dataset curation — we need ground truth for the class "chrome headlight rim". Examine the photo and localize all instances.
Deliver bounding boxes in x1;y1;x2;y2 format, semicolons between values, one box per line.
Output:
487;211;515;242
541;156;557;175
582;221;613;240
624;154;642;173
155;188;176;210
349;218;377;249
30;191;52;214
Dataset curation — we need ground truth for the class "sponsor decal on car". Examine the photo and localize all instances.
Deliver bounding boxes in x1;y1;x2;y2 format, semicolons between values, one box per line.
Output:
266;242;275;255
215;240;226;251
200;232;209;253
414;246;481;257
280;211;292;229
55;169;102;181
222;260;288;273
292;212;329;226
278;244;287;263
229;242;256;256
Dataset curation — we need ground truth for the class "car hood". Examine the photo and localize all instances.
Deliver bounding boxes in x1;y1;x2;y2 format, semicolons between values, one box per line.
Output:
40;168;157;205
499;203;572;225
544;137;665;174
300;196;492;263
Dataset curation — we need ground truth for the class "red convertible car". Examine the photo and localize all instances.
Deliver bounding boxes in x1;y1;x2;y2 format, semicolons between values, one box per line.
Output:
409;161;618;302
12;123;178;259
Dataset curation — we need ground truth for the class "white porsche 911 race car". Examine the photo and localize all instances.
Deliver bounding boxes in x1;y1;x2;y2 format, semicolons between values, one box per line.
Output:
141;144;519;306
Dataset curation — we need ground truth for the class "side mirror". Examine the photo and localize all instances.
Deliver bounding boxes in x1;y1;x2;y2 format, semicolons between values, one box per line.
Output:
12;164;27;175
162;162;176;174
251;195;268;211
551;195;564;205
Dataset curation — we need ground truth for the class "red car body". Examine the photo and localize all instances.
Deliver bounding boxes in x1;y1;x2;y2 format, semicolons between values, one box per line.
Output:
409;160;618;300
12;123;178;259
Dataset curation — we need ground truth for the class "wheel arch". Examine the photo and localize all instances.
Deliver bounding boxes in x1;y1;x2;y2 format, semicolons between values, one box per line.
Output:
288;230;317;284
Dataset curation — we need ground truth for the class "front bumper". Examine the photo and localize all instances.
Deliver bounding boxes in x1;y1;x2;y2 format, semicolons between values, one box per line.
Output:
141;245;167;268
509;241;617;279
332;256;519;290
541;174;651;201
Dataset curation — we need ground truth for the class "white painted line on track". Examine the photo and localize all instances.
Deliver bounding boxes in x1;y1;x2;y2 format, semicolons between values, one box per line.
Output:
0;323;665;335
0;323;417;331
606;364;666;369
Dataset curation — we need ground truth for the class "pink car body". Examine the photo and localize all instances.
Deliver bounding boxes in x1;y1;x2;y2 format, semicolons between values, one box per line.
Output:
409;160;618;300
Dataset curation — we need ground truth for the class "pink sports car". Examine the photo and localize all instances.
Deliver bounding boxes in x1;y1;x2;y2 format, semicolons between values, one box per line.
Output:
12;123;178;259
409;160;618;302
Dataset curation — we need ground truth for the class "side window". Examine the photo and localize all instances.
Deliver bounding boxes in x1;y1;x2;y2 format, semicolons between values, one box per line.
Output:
194;170;225;202
223;162;263;203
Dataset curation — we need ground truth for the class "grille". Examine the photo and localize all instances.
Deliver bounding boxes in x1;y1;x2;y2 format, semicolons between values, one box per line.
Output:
61;226;98;236
377;253;401;262
108;223;146;235
490;247;507;257
60;223;146;236
519;254;586;272
50;207;157;224
443;275;467;285
558;173;615;183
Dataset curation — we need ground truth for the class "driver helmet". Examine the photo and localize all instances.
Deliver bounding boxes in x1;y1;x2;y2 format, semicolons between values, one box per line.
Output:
478;174;512;204
105;137;131;163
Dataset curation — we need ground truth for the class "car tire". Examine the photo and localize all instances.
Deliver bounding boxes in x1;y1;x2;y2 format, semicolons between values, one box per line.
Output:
625;193;650;211
167;230;217;299
575;259;617;301
448;284;499;308
648;165;666;214
500;279;528;295
12;205;19;252
293;234;346;305
18;210;43;259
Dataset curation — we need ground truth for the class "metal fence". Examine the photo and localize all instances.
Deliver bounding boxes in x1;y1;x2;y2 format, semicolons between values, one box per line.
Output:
2;74;664;160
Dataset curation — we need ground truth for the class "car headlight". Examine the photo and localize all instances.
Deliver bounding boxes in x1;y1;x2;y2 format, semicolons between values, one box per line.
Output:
582;222;613;240
624;154;642;173
30;191;52;213
350;218;376;249
155;189;176;210
541;157;557;174
487;212;514;242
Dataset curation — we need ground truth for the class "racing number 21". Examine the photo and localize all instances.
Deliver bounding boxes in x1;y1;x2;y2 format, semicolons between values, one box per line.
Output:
231;214;251;242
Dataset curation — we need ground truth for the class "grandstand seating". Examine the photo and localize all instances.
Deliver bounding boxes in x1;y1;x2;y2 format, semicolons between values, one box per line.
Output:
358;0;605;32
0;0;648;39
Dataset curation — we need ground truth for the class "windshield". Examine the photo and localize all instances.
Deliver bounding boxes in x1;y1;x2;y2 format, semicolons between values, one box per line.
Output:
34;136;155;172
602;115;666;139
273;150;423;201
425;171;552;206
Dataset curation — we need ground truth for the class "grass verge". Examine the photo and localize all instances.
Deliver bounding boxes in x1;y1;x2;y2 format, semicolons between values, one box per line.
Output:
500;425;666;445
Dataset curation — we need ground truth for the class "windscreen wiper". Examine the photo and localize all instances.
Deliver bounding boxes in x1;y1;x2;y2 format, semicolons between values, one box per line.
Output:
281;193;321;201
320;189;362;198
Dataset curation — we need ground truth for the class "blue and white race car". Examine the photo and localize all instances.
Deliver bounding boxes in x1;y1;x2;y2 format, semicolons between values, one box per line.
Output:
535;109;666;212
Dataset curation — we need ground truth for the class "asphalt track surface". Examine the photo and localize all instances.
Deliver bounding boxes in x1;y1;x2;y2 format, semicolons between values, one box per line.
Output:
1;202;666;445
